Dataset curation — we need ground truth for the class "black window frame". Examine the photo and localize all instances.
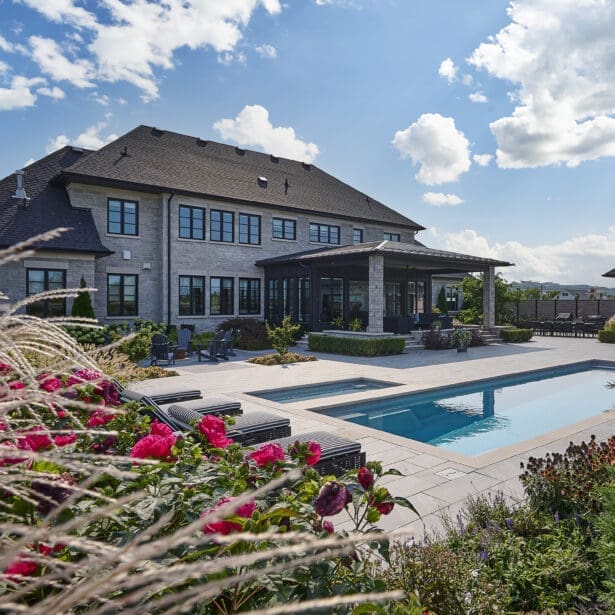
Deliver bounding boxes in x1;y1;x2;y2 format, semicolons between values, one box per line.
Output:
107;273;138;317
239;213;261;245
353;228;364;244
239;278;261;315
384;232;401;242
210;209;234;243
26;268;66;317
272;217;297;240
107;198;138;236
309;222;340;245
179;205;205;240
210;277;234;315
179;275;205;316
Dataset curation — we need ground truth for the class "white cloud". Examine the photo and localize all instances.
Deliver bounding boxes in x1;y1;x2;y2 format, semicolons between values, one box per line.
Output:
46;121;118;153
16;0;282;101
213;104;319;162
473;153;493;167
0;60;9;75
0;75;45;111
37;85;65;99
438;58;457;83
392;113;471;185
0;35;13;52
432;226;615;285
461;73;473;86
469;91;488;103
255;44;277;59
91;91;110;106
29;36;94;88
468;0;615;169
423;192;464;206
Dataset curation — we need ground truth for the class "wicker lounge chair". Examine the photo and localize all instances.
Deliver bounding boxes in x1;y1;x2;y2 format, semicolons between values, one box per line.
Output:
116;380;202;406
270;431;366;476
160;396;242;417
166;405;290;445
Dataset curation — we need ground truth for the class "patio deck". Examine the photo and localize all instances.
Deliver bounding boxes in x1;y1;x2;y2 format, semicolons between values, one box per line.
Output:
132;336;615;538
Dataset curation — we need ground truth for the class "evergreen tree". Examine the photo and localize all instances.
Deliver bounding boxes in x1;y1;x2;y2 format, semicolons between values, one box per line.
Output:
437;286;448;313
71;277;96;319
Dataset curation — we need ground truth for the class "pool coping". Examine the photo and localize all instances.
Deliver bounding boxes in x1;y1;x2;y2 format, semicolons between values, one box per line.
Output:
240;358;615;469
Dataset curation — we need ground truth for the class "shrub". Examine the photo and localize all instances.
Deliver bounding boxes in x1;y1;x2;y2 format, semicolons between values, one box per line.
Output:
64;325;108;347
450;328;472;348
598;329;615;343
520;435;615;518
500;328;533;342
348;317;363;332
436;286;448;314
595;470;615;611
217;318;269;350
71;276;96;319
421;329;450;350
248;352;317;366
266;315;301;356
308;334;405;356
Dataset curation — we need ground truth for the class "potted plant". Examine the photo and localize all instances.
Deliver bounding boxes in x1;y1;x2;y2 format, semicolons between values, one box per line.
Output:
451;327;472;352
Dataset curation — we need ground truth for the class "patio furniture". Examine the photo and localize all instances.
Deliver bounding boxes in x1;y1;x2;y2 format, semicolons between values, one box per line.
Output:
220;328;235;357
166;405;291;446
197;330;227;362
117;381;202;405
150;334;176;366
174;327;193;359
269;431;366;477
161;396;242;417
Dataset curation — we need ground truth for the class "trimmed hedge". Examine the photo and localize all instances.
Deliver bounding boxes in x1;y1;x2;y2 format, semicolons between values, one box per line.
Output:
598;329;615;343
500;328;533;343
308;334;405;356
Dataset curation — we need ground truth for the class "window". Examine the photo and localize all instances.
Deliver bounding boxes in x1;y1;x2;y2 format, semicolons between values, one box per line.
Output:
383;232;401;242
210;277;234;315
309;223;340;244
239;278;261;314
320;277;343;322
353;228;363;244
26;269;66;317
179;276;205;315
179;205;205;240
108;199;138;235
239;214;261;245
107;274;137;316
385;282;401;317
298;277;311;322
272;217;296;240
210;210;234;242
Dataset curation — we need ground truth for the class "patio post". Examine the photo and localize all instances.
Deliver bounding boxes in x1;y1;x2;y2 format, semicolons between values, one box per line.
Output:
367;254;384;333
483;266;495;329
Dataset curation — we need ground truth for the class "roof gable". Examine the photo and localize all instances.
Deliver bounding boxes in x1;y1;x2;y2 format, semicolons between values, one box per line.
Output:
63;125;424;230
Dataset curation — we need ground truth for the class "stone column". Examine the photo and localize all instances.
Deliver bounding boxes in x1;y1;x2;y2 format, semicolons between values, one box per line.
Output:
483;266;495;329
367;254;384;333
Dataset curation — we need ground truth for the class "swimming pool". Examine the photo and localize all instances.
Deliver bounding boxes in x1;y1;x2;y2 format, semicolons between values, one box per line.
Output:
249;377;400;403
319;363;615;456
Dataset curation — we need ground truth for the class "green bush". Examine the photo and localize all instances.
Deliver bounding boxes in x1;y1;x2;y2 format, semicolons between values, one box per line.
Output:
308;334;405;356
217;318;269;350
437;286;448;314
595;470;615;611
500;328;533;342
71;276;95;319
64;325;108;347
266;315;301;356
247;352;317;366
598;329;615;343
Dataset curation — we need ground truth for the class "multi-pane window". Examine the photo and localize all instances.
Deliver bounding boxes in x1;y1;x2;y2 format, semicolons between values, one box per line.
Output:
107;274;137;316
383;232;401;242
239;278;261;314
107;199;138;235
298;277;311;323
179;276;205;315
179;205;205;240
210;277;234;315
353;228;363;244
385;282;402;317
309;223;340;244
26;269;66;317
272;217;296;240
210;210;234;242
239;214;261;245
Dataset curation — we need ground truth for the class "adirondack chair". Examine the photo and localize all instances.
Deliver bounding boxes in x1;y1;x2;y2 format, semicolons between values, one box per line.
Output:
197;330;225;362
150;334;176;366
175;327;193;356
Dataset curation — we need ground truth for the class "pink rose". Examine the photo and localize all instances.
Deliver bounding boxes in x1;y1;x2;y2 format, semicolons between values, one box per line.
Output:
198;415;233;449
53;434;77;447
39;377;63;392
18;427;52;452
249;443;285;468
306;441;321;466
87;410;116;427
357;466;375;490
4;559;37;581
202;496;256;535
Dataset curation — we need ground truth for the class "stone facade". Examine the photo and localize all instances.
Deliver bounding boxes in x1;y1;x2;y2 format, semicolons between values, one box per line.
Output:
52;183;416;330
367;254;385;333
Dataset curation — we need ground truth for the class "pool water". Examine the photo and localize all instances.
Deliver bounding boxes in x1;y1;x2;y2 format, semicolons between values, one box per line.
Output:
250;378;400;403
320;364;615;456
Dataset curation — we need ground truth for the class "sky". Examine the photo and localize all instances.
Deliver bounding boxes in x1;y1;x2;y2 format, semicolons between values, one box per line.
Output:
0;0;614;286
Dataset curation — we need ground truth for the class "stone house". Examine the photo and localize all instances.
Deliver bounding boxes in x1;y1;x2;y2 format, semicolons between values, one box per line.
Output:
0;125;510;333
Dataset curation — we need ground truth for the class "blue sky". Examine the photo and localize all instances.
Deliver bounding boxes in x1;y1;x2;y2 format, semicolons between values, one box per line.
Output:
0;0;613;286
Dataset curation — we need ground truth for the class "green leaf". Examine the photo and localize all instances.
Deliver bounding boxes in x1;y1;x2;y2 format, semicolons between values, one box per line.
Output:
393;496;420;517
382;468;403;477
353;603;385;614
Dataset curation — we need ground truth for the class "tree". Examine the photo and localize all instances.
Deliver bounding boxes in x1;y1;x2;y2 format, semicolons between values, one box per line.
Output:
436;286;448;314
71;276;96;319
458;273;513;325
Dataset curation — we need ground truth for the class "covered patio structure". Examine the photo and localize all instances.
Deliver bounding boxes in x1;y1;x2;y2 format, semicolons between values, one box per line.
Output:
256;241;513;334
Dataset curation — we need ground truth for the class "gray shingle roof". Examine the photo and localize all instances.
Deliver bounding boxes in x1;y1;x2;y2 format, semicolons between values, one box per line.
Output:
0;148;111;255
62;125;424;230
603;268;615;278
256;240;513;268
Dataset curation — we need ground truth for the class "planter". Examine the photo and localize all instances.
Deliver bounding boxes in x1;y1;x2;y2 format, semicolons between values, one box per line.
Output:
456;346;468;353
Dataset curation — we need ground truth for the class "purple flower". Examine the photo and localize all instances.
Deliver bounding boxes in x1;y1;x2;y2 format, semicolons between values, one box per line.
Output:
554;511;560;524
314;481;349;517
505;517;513;530
478;547;488;563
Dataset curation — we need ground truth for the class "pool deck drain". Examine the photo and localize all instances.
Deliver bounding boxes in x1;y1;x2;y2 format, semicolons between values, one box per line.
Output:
131;336;615;538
